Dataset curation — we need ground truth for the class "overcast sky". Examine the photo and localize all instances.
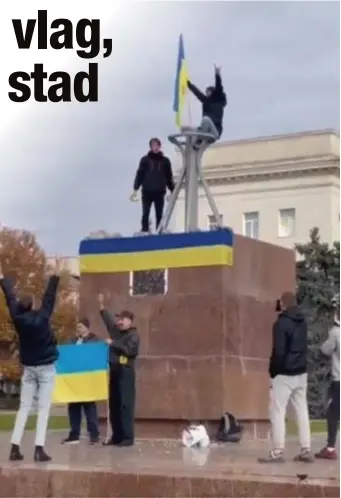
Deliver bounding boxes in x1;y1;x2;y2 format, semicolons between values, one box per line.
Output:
0;1;339;255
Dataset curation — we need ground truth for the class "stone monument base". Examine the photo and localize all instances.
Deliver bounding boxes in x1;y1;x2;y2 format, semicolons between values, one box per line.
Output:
80;231;296;437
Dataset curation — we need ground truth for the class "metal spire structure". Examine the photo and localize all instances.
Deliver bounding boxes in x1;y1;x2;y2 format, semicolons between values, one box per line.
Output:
157;128;223;233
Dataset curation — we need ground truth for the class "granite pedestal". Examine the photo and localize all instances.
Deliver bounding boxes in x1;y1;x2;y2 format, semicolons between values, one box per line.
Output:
79;231;296;438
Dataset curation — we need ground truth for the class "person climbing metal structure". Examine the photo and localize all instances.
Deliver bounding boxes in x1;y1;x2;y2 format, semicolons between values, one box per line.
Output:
131;34;226;234
187;64;227;146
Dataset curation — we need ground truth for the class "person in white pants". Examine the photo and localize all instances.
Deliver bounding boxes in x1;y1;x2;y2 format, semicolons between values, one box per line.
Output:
0;259;61;462
259;292;314;463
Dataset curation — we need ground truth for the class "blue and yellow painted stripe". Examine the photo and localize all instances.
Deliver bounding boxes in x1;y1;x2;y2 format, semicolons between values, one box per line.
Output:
53;343;108;404
79;230;234;273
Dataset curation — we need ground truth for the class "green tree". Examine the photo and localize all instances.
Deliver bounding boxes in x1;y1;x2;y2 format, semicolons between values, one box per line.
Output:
296;227;340;419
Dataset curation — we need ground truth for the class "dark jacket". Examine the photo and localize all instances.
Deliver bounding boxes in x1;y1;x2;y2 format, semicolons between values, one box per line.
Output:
0;276;60;367
269;306;308;379
100;309;139;367
133;151;174;193
188;73;227;137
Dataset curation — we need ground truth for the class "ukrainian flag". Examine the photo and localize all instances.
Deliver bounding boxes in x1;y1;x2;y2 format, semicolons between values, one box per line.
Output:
53;343;109;404
79;230;234;274
173;34;189;128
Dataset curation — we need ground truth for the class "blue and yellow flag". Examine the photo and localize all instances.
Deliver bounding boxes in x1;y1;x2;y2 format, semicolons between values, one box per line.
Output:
53;343;108;404
79;230;234;273
173;34;189;128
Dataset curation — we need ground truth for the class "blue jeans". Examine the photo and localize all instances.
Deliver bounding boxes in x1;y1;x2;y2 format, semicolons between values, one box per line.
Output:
68;402;99;439
199;116;219;140
11;364;56;447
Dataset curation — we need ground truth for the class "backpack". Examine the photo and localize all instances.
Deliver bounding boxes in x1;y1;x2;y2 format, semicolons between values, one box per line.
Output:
217;412;243;443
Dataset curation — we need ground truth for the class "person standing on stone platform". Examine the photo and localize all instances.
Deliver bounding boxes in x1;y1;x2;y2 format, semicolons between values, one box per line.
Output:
187;65;227;143
259;291;314;464
0;259;61;463
98;293;140;447
130;137;174;234
315;303;340;460
61;317;100;446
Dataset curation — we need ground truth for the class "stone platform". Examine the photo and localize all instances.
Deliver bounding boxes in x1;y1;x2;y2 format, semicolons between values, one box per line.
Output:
80;232;296;436
0;432;338;497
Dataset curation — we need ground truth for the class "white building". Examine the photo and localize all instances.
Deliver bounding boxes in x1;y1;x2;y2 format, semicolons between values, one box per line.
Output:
174;129;340;249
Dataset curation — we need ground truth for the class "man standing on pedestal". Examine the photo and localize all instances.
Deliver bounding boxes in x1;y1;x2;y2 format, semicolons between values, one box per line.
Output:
130;137;174;234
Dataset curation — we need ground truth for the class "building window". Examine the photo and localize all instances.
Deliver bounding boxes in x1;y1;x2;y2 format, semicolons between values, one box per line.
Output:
208;214;223;231
278;208;295;238
243;212;259;239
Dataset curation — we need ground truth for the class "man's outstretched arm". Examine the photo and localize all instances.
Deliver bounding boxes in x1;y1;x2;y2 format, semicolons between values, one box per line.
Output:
187;81;206;103
0;262;18;318
40;259;61;318
214;66;227;105
98;293;116;335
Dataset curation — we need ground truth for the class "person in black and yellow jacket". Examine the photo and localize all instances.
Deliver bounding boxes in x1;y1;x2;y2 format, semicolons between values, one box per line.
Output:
98;294;140;447
61;318;100;445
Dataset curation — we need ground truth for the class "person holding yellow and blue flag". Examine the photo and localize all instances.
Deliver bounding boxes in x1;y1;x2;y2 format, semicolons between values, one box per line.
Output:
61;318;100;446
173;34;226;145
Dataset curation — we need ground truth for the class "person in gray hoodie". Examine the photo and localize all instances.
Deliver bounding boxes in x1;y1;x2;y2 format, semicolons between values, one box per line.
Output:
315;305;340;460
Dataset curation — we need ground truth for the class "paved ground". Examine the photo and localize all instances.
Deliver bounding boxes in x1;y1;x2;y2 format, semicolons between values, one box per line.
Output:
0;432;338;483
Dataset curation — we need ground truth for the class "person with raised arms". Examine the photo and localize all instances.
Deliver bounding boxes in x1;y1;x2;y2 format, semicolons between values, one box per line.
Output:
0;258;61;462
98;293;140;447
187;65;227;145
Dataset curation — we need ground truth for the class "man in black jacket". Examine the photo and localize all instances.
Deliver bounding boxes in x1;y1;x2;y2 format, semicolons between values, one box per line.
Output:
0;259;61;462
259;292;313;464
187;65;227;143
61;317;100;445
98;293;140;447
131;137;174;233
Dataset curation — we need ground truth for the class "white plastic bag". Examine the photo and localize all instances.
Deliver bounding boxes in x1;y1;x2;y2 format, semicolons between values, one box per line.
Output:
181;424;210;448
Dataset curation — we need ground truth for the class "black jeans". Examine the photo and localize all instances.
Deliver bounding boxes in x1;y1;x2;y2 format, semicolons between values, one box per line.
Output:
327;381;340;447
141;190;165;232
108;365;136;443
68;402;99;439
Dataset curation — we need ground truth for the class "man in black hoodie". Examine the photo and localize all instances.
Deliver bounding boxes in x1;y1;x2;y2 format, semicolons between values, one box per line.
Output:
259;292;313;464
0;259;61;462
187;65;227;143
131;137;174;233
98;293;140;447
